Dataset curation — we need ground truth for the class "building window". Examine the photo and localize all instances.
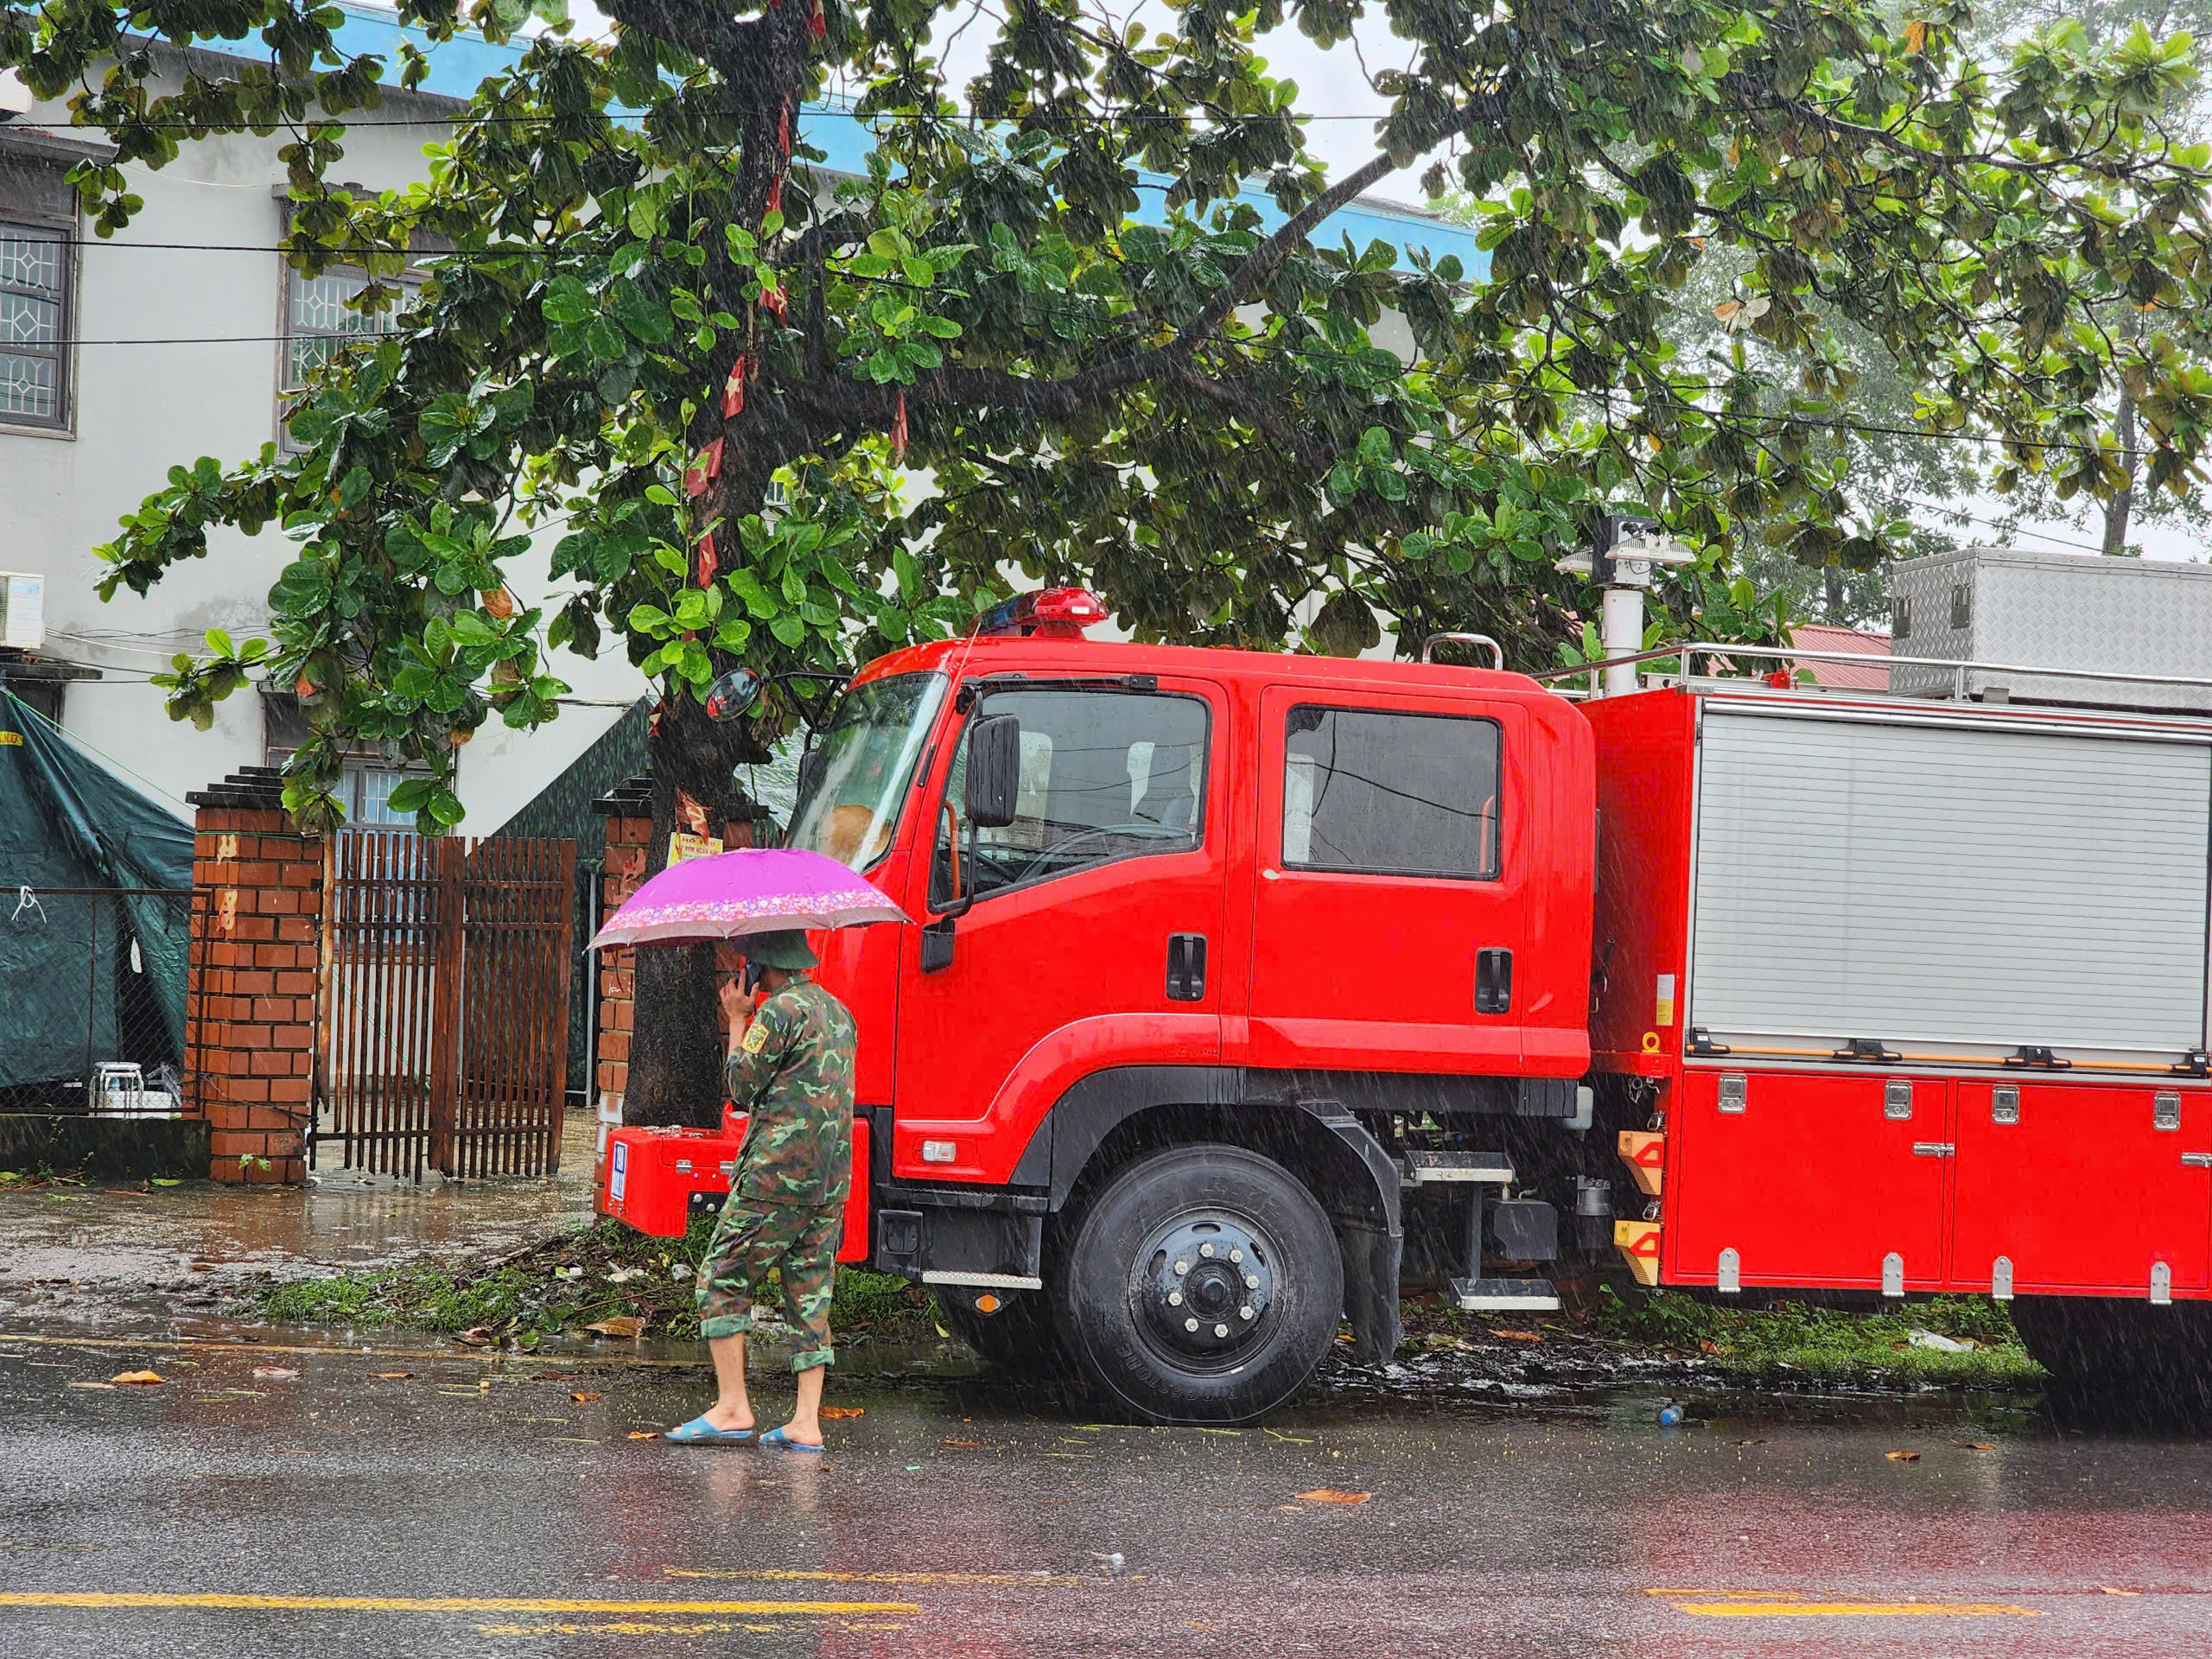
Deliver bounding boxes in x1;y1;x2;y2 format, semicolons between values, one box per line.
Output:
262;690;433;828
1282;705;1502;880
1894;594;1911;639
278;264;422;443
0;218;69;430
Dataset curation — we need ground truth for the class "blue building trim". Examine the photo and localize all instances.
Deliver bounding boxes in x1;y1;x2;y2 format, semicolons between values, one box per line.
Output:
321;4;1486;276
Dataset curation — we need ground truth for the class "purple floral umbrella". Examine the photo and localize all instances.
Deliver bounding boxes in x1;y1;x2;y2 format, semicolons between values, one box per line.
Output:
588;846;909;950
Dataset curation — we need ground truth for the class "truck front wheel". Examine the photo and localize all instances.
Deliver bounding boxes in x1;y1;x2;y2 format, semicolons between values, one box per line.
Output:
1052;1144;1343;1425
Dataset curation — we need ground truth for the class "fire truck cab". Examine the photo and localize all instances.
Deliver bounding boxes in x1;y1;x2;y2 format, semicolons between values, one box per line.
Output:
779;599;1593;1421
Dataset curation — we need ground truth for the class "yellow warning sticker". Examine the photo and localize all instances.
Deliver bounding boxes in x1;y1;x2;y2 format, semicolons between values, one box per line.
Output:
1656;973;1677;1027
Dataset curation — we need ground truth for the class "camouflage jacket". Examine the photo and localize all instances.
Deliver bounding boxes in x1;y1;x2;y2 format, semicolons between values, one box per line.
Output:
724;977;857;1210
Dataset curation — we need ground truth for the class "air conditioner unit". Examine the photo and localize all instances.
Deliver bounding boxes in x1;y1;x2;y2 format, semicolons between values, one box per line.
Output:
0;572;46;650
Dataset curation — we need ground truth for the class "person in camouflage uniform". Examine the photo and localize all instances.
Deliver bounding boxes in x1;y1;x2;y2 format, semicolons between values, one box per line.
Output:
668;928;857;1450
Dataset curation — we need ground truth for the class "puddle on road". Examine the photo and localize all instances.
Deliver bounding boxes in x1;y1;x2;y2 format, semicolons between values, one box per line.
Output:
0;1113;602;1325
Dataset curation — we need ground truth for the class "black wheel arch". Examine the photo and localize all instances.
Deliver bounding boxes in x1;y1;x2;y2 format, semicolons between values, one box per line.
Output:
1012;1065;1404;1362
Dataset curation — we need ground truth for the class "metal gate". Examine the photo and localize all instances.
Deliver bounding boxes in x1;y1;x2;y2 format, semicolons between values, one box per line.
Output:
318;831;576;1179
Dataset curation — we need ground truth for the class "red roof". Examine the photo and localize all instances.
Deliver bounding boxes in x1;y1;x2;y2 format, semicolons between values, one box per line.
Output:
1790;624;1891;689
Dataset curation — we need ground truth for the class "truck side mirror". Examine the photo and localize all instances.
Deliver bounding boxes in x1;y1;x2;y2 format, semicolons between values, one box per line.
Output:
963;713;1021;829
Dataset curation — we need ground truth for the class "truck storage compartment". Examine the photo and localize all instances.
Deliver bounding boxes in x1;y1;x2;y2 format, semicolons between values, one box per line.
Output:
1688;705;2212;1066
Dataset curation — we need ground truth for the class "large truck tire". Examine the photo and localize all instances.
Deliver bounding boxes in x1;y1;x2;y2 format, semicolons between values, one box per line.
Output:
2012;1295;2212;1423
1052;1143;1343;1425
940;1294;1067;1376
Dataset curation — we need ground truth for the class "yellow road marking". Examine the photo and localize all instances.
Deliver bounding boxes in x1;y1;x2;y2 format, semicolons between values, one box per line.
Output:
1673;1601;2041;1618
667;1568;1103;1586
0;1594;917;1616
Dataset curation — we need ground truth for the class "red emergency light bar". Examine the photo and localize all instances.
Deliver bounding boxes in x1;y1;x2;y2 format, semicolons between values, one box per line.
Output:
969;587;1109;640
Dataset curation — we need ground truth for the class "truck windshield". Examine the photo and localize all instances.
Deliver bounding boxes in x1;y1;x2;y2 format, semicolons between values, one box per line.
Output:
786;671;948;870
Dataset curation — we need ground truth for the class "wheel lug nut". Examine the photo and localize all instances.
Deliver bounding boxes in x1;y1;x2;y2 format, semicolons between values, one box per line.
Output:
1173;1260;1188;1275
1230;1249;1243;1263
1239;1305;1254;1320
1244;1274;1259;1289
1213;1324;1229;1338
1168;1291;1183;1306
1199;1243;1216;1258
1185;1317;1199;1333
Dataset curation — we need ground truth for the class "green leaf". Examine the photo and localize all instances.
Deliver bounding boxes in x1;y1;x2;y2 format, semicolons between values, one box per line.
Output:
542;274;593;325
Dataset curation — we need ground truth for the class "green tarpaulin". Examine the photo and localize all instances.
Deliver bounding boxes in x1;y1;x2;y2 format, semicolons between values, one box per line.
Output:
0;689;194;1093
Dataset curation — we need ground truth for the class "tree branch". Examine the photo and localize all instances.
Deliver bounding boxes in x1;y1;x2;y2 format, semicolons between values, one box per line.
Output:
597;0;762;79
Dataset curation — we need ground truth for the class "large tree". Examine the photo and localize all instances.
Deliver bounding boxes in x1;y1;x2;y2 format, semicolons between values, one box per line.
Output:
8;0;2209;1121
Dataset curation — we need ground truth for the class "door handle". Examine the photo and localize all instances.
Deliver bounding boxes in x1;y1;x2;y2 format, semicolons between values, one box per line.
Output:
1474;947;1513;1014
1911;1141;1955;1159
1166;933;1207;1001
2183;1153;2212;1168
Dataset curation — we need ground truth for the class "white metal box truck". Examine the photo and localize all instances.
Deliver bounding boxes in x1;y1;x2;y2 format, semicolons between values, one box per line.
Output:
1889;546;2212;711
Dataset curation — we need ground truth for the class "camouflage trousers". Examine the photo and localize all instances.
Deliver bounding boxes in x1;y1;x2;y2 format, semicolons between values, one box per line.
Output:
695;1193;843;1370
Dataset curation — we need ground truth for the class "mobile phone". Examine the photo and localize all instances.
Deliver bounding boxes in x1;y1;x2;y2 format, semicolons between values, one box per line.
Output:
741;959;766;995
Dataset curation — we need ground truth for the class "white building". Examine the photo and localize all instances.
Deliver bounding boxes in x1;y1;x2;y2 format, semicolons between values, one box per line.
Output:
2;5;1486;829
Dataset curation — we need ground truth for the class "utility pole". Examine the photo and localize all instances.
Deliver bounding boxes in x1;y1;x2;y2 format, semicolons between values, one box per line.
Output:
1557;514;1699;696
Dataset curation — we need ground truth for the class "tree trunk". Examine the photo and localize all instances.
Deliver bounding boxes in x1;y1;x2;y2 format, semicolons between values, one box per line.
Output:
620;696;763;1128
2102;386;2139;556
1822;563;1845;623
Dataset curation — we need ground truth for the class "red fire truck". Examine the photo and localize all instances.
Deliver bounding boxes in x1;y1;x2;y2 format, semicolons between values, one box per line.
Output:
601;587;2212;1422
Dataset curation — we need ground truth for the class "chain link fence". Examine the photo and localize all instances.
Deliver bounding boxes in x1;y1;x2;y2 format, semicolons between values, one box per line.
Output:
0;887;197;1116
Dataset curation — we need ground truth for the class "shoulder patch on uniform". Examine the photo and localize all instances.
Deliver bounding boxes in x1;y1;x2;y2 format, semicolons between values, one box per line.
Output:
741;1020;770;1054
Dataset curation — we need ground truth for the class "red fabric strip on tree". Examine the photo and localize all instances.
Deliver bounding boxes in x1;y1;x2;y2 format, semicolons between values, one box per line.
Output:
892;390;908;465
694;529;718;590
721;356;747;419
684;437;723;498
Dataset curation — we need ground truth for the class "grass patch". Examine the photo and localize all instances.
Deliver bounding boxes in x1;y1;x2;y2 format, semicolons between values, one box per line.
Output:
1586;1286;2041;1387
252;1217;939;1350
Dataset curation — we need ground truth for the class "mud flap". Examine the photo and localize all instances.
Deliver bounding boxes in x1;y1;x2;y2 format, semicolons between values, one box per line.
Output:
1338;1219;1404;1363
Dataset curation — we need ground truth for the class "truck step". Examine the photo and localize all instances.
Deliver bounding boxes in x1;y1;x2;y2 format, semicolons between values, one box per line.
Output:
1451;1275;1562;1313
1402;1149;1515;1185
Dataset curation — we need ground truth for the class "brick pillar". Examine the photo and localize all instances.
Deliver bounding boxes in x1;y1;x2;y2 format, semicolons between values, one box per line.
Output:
183;767;320;1185
588;773;767;1137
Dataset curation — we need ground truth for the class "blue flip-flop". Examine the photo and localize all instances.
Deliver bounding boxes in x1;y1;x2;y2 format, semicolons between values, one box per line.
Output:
760;1425;825;1452
664;1414;755;1445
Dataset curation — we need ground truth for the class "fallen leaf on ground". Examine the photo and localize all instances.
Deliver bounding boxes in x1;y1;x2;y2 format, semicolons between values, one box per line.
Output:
569;1391;601;1402
111;1370;164;1385
1951;1440;1997;1451
2100;1587;2141;1596
67;1382;116;1390
627;1431;662;1440
941;1437;984;1448
251;1367;301;1381
585;1317;645;1339
1491;1330;1541;1343
819;1405;865;1420
1699;1339;1722;1355
454;1328;495;1347
373;1371;415;1381
1295;1489;1372;1504
1885;1451;1921;1462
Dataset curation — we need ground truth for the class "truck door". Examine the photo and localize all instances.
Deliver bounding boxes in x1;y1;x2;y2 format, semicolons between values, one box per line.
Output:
1247;687;1528;1073
1669;1070;1952;1293
1951;1081;2212;1297
889;677;1229;1182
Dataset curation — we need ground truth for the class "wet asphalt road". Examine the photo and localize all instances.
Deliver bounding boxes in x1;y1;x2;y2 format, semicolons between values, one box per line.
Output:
4;1329;2211;1658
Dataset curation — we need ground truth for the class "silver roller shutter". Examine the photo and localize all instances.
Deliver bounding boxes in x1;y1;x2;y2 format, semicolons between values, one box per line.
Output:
1689;709;2212;1056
